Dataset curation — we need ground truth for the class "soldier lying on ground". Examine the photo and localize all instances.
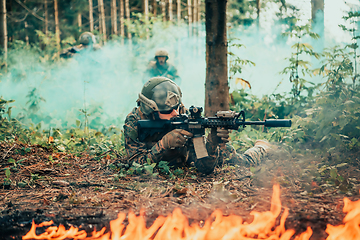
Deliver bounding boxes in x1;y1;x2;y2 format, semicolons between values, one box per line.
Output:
123;77;271;175
143;48;181;85
60;32;101;59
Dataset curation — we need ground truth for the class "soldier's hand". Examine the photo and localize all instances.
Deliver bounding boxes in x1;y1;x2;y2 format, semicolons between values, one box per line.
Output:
217;128;230;147
161;129;193;150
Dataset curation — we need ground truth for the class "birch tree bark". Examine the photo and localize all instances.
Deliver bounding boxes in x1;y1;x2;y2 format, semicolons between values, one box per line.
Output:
89;0;94;32
98;0;107;41
54;0;60;50
0;0;7;66
111;0;118;35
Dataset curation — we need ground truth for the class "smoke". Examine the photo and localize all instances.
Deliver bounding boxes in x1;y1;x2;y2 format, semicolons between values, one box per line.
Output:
0;4;356;130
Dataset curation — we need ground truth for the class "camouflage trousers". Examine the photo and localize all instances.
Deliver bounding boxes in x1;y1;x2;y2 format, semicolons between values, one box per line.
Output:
217;143;269;166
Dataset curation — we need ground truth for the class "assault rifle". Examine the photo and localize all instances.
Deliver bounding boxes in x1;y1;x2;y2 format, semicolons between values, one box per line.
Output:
138;106;291;160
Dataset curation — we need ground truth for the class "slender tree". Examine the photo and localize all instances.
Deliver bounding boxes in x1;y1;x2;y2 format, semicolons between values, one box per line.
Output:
98;0;106;41
119;0;125;40
168;0;173;21
177;0;181;23
0;0;7;67
152;0;157;15
44;0;48;35
188;0;192;36
144;0;149;39
162;0;166;21
125;0;131;40
111;0;118;35
205;0;228;116
256;0;260;30
54;0;60;50
89;0;94;32
197;0;201;22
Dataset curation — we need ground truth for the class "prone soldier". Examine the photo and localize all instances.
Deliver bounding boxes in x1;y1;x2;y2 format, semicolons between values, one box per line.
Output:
123;77;273;175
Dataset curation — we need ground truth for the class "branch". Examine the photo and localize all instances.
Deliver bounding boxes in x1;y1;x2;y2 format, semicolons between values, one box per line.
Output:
14;0;44;22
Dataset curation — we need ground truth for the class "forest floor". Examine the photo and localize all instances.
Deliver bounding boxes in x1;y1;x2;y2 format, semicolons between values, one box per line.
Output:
1;141;360;240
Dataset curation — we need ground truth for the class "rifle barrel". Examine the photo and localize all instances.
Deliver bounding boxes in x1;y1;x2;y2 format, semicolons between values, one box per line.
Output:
242;119;292;127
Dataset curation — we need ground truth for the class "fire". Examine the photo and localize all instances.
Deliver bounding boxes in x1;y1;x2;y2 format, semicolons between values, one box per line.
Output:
325;196;360;240
23;184;314;240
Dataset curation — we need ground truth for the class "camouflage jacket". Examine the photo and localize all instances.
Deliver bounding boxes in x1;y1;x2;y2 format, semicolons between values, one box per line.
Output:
123;107;267;174
143;61;181;85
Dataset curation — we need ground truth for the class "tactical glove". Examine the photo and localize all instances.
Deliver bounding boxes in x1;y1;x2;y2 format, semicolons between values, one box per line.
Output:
161;129;193;150
217;128;230;147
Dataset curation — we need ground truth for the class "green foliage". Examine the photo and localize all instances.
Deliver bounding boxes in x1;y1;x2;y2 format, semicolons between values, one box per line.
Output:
280;23;320;100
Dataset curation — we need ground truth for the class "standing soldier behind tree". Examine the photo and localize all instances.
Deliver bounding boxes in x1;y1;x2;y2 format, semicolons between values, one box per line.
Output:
60;32;101;58
143;48;181;85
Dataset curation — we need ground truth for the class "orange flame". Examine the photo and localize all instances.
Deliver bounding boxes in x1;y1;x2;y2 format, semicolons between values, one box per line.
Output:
325;196;360;240
23;184;314;240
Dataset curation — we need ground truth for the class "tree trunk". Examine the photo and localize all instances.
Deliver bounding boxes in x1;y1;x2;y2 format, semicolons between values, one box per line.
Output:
144;0;149;39
205;0;228;117
311;0;324;39
125;0;131;39
0;0;7;67
193;0;197;22
177;0;180;23
168;0;173;22
152;0;157;15
162;0;166;21
89;0;94;32
197;0;201;22
98;0;106;41
54;0;60;50
256;0;260;30
205;0;228;146
111;0;117;35
78;13;82;32
44;0;48;35
119;0;125;40
187;0;192;36
193;0;197;36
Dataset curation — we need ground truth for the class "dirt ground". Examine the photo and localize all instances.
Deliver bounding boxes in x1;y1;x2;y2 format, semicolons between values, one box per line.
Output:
1;142;359;240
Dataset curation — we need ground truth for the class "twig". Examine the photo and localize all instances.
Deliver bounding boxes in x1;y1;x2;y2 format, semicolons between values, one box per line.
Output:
2;144;16;160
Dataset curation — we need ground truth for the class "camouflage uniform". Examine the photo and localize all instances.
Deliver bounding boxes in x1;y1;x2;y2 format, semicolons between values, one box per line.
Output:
143;61;181;85
123;107;268;174
60;32;101;59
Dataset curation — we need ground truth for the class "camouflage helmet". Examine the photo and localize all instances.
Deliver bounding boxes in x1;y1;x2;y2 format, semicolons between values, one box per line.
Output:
154;48;169;60
137;77;182;116
79;32;96;46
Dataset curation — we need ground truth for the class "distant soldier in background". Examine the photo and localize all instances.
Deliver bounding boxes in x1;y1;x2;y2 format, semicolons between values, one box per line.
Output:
60;32;101;59
143;48;181;85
